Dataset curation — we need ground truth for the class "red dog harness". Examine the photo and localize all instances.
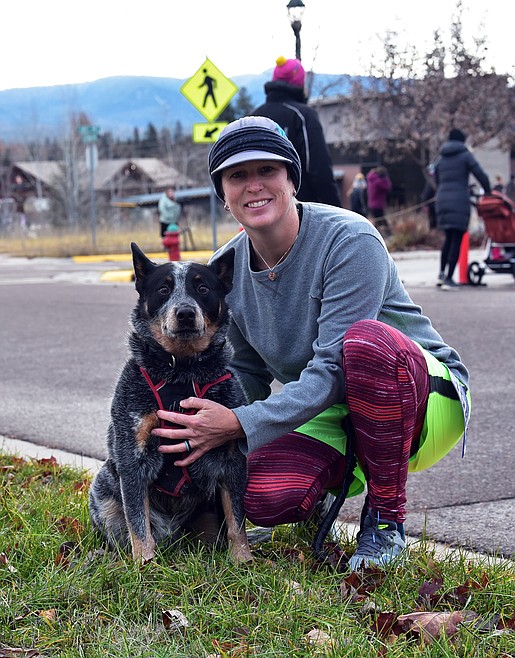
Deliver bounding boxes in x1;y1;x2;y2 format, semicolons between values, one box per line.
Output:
139;367;232;497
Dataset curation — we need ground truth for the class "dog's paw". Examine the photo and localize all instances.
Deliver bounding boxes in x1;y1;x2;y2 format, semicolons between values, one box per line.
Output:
230;541;253;564
131;536;156;563
140;551;156;565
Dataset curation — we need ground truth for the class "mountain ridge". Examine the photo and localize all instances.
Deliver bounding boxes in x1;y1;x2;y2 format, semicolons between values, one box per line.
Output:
0;71;353;142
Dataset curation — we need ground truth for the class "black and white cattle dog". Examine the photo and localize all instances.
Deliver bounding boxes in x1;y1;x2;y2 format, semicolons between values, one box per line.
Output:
89;243;252;564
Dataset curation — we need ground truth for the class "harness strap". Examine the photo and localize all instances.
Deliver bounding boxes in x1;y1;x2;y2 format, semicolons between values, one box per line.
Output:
194;373;232;398
429;375;459;400
311;414;357;560
140;367;232;497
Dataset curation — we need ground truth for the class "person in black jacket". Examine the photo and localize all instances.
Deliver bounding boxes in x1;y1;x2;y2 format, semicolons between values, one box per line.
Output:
435;128;491;289
251;57;341;207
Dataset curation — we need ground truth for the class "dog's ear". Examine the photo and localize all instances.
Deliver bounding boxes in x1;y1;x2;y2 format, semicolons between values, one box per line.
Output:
131;242;157;289
210;248;235;295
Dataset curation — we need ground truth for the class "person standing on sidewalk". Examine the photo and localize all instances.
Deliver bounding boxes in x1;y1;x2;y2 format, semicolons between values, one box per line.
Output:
158;187;182;238
435;128;491;289
152;116;471;571
366;166;392;237
348;172;368;217
251;56;341;207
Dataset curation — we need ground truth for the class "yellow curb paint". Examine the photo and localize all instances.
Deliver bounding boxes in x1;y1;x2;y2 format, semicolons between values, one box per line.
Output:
73;252;166;264
180;251;213;263
73;251;214;264
100;270;134;283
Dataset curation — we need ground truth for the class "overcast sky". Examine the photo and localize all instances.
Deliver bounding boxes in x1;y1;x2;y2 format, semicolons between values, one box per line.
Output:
1;0;512;91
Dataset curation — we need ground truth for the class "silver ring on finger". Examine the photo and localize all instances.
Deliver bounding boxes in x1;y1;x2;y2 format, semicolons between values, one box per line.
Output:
183;439;192;453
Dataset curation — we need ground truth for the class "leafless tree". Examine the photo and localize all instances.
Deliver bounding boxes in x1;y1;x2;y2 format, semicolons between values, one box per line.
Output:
47;113;91;226
334;1;513;169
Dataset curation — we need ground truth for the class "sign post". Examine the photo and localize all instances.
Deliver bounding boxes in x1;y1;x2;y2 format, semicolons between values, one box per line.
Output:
181;59;238;249
78;125;101;250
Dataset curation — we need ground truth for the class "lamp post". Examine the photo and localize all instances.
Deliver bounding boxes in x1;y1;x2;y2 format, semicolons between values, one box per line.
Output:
286;0;305;61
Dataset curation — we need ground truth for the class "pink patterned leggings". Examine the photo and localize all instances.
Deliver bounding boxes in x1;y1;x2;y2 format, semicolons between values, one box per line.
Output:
343;319;429;523
244;320;430;526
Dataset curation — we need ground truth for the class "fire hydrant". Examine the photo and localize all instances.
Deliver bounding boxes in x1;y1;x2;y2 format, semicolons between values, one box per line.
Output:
162;223;181;261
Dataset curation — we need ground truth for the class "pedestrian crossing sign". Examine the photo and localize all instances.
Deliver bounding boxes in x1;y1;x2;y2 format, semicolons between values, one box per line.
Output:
180;58;238;122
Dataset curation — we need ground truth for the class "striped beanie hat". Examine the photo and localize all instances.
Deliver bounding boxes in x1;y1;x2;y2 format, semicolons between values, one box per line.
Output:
208;116;302;200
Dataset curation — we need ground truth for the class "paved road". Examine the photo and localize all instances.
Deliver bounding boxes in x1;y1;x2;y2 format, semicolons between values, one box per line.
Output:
0;250;513;558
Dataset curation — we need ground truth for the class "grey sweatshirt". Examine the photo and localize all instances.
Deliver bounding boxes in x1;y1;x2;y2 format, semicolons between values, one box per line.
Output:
212;203;469;454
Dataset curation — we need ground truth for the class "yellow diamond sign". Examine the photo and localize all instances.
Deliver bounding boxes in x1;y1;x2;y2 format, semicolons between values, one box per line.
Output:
181;58;238;122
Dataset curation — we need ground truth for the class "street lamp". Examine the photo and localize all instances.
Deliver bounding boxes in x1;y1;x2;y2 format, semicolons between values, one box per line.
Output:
286;0;305;61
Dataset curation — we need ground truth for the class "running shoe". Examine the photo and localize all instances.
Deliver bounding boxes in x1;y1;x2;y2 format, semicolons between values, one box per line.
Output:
348;509;406;570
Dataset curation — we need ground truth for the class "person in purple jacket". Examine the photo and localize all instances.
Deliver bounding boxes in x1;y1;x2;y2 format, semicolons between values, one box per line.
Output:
366;166;392;237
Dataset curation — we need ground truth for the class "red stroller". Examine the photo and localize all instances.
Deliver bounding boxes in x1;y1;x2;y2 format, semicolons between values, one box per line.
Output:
467;191;515;285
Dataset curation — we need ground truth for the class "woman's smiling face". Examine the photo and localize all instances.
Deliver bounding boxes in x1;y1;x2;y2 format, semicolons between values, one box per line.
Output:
221;160;296;228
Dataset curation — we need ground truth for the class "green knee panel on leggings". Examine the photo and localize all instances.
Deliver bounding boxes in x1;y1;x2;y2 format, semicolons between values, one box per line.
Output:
296;404;366;498
294;347;470;496
408;345;471;472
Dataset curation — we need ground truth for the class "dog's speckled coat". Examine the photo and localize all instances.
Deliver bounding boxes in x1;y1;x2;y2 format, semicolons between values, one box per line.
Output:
89;243;252;564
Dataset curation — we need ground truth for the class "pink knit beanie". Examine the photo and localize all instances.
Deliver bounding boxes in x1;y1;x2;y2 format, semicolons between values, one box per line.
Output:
272;56;306;87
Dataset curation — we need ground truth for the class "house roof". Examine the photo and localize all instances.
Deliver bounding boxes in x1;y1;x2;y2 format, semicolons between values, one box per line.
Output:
13;158;196;191
111;187;214;208
14;161;62;187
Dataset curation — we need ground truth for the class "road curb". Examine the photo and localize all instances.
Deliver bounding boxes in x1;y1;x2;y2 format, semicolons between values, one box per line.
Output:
1;435;103;474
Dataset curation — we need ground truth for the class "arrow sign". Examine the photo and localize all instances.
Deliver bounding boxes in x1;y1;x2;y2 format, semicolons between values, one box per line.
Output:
192;122;228;143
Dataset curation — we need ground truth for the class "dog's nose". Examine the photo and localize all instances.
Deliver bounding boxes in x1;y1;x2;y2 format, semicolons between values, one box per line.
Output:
176;306;196;323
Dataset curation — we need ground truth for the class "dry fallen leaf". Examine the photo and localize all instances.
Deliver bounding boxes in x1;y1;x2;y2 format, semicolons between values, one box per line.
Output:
211;639;252;656
73;479;90;493
304;628;332;647
288;580;303;596
418;576;444;606
37;456;58;466
55;516;84;536
397;610;478;643
0;553;17;573
0;647;45;657
162;609;189;632
372;612;398;639
497;611;515;631
38;609;57;624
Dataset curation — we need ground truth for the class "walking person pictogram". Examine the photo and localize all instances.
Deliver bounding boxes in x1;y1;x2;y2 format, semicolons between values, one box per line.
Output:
199;69;217;109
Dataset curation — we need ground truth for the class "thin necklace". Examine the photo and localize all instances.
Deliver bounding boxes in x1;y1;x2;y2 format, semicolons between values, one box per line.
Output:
252;235;298;281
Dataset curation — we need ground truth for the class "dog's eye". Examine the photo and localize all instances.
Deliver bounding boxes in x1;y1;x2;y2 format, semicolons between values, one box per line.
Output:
158;285;170;295
197;284;209;295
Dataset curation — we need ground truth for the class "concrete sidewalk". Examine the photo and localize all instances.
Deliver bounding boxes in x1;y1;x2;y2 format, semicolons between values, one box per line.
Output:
73;250;214;283
75;248;494;287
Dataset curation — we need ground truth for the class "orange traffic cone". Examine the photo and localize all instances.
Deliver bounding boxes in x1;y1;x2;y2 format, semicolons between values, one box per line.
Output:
458;232;470;285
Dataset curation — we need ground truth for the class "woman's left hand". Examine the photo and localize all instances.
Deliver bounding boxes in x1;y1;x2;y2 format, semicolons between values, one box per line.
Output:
152;398;244;466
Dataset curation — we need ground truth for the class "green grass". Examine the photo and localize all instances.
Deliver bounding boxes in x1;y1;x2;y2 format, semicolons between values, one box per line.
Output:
1;454;513;657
